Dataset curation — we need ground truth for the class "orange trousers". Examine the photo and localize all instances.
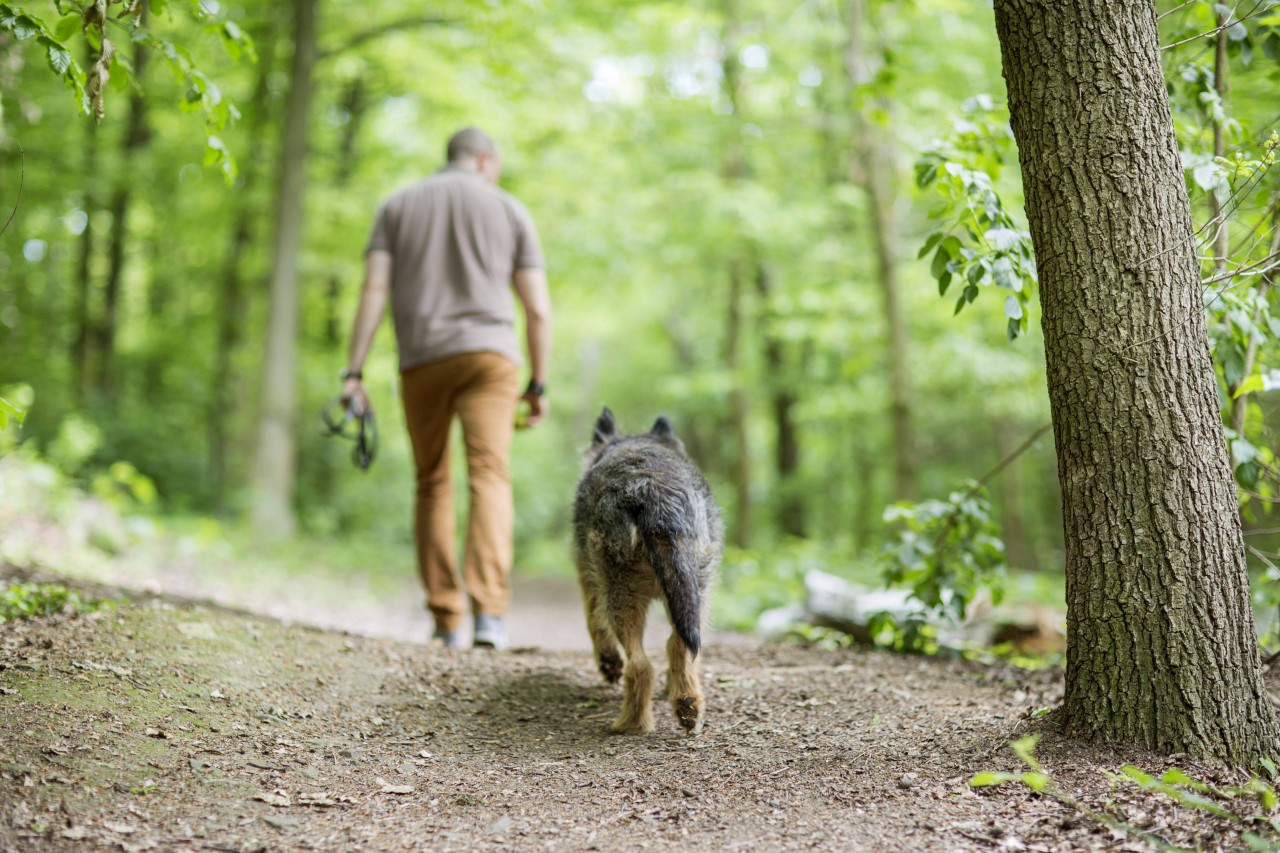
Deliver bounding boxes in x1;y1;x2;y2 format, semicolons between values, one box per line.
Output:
400;351;518;632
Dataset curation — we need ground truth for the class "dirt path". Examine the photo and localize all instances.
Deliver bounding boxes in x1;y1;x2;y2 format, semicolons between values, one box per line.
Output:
0;572;1265;852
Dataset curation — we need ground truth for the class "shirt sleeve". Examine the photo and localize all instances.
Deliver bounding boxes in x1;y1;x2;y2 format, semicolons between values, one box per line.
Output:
511;199;544;270
365;201;394;255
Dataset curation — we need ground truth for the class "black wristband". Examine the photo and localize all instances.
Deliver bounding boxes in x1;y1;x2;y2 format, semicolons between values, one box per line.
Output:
340;368;363;380
525;379;546;397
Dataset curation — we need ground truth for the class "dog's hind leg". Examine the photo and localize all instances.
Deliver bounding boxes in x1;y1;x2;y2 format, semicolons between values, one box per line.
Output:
666;630;704;734
576;568;623;684
608;591;655;734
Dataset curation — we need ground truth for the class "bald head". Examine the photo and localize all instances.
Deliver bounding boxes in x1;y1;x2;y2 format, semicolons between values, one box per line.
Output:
446;127;501;183
447;127;496;162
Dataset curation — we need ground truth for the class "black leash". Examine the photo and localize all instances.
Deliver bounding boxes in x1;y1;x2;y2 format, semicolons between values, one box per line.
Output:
319;396;378;471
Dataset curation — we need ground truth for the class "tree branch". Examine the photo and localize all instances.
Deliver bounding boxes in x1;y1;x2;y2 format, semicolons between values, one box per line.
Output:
318;15;455;61
1;141;22;239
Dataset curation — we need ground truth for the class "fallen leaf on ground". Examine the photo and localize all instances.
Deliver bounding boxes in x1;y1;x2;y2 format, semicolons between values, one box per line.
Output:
253;790;291;807
376;777;414;794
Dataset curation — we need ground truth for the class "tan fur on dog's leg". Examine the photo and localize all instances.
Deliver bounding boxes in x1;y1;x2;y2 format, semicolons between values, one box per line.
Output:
610;601;654;734
666;630;704;733
577;570;623;683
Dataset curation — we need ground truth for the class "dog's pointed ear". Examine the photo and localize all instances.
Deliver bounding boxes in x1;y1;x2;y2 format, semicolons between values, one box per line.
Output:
651;415;676;439
592;407;617;447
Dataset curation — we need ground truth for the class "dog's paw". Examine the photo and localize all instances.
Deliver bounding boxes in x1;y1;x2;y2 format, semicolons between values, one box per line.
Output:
673;694;703;734
609;714;654;735
598;652;623;684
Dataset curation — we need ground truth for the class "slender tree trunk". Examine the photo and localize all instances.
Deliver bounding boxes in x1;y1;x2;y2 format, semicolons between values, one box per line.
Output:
315;75;368;505
756;266;804;537
71;42;99;403
250;0;318;535
995;0;1279;763
721;0;753;548
96;5;151;396
210;25;279;511
994;422;1034;571
1209;12;1230;275
1229;204;1280;436
844;0;917;501
725;259;753;549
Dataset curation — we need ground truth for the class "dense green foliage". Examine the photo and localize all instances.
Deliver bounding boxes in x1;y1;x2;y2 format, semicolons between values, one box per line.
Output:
1;0;1278;628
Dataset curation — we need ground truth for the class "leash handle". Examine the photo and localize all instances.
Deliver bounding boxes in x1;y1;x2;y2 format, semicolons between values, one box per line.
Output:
320;396;378;471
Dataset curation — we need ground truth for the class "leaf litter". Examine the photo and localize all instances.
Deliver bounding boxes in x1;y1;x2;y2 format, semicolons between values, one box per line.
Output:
0;573;1277;851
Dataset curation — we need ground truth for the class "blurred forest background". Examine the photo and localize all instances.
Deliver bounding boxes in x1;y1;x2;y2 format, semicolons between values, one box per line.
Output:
1;0;1279;639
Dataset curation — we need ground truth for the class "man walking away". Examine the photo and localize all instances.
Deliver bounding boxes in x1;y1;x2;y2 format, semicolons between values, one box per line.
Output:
341;127;553;650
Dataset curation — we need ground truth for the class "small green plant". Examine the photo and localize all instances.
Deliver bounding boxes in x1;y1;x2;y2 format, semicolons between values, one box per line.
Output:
880;482;1007;618
784;623;858;650
0;583;116;624
0;383;33;454
972;735;1280;851
92;461;159;508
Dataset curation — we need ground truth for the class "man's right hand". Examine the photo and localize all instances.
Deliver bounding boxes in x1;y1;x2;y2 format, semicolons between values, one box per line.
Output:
342;378;371;415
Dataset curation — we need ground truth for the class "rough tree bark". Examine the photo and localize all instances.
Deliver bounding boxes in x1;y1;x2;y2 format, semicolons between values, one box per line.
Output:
250;0;318;535
994;0;1279;763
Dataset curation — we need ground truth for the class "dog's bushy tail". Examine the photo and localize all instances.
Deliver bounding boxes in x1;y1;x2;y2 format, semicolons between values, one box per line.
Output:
628;485;703;656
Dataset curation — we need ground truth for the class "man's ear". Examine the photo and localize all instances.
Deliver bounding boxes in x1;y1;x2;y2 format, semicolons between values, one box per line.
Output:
592;407;617;447
651;416;676;439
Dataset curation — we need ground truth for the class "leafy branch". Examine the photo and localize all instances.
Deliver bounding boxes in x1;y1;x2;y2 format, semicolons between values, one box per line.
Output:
915;95;1039;341
0;0;253;181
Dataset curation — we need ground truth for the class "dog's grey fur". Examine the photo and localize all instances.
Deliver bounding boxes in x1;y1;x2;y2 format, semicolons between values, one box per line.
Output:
572;407;724;734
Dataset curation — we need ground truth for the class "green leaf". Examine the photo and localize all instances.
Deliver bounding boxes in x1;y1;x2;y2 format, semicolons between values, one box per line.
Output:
53;13;79;42
41;36;71;75
1233;437;1261;466
992;256;1016;290
969;771;1008;787
1260;757;1277;778
1233;373;1264;398
1021;772;1050;792
918;231;943;260
983;227;1021;250
938;271;952;297
1010;734;1042;771
1121;765;1154;785
931;245;950;280
1004;295;1023;320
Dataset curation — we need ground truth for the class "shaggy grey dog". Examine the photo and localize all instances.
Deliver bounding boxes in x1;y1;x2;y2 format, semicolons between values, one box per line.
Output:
572;407;724;734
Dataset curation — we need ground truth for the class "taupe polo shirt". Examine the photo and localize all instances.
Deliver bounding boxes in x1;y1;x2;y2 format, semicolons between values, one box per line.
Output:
365;165;544;371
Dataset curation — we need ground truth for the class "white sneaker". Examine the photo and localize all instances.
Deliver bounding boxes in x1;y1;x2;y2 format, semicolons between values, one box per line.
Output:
472;614;508;650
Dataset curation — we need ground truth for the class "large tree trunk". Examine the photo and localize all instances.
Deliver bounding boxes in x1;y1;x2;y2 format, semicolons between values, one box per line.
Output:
995;0;1279;763
844;0;917;502
250;0;318;536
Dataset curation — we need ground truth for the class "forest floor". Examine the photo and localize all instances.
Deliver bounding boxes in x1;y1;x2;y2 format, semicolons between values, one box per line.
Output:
0;565;1273;852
